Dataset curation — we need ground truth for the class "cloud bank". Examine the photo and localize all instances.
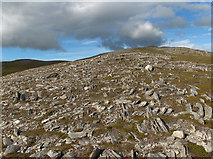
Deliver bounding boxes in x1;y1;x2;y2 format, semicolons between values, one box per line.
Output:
2;2;211;51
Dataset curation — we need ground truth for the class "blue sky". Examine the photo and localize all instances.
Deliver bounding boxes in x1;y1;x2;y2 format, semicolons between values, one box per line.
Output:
2;2;211;61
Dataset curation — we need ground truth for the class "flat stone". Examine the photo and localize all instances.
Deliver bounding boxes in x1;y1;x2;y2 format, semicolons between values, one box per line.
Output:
68;131;87;139
47;73;59;78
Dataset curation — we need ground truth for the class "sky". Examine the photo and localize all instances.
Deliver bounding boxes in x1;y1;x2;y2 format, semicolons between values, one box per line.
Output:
1;1;211;61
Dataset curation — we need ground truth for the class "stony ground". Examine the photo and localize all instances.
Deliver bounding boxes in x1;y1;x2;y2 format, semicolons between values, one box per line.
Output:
1;47;212;158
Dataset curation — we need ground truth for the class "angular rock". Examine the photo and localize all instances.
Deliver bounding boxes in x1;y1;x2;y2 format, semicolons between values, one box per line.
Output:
152;107;159;115
14;129;21;136
152;92;160;101
47;73;59;78
100;149;122;158
47;150;61;158
139;101;148;107
204;105;212;120
166;108;173;115
185;103;192;113
159;107;167;115
90;148;104;159
37;91;43;98
151;117;169;133
145;89;154;97
3;138;13;147
129;88;136;95
4;145;20;155
190;87;198;96
95;105;106;112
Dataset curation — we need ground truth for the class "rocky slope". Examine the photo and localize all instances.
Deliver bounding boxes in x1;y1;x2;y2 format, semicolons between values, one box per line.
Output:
1;47;212;158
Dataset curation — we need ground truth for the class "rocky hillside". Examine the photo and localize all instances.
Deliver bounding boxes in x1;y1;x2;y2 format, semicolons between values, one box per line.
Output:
1;47;212;158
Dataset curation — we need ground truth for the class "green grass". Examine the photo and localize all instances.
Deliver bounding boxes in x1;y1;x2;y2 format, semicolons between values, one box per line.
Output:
1;59;67;76
187;142;213;157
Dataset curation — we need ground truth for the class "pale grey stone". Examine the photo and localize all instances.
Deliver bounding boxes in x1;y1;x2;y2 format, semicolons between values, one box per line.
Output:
190;87;198;96
145;89;154;97
145;65;154;71
185;103;192;112
172;130;185;139
141;101;148;107
194;103;204;117
4;145;20;155
3;138;13;147
152;92;160;101
204;105;212;120
68;131;87;139
47;150;61;158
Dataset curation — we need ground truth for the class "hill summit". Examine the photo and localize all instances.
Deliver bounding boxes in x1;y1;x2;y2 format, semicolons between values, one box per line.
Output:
1;47;212;158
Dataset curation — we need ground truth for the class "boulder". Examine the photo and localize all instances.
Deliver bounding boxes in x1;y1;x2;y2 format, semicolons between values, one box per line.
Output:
145;65;154;72
172;130;185;139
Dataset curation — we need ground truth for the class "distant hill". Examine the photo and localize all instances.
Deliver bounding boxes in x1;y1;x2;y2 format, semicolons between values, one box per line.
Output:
1;59;67;76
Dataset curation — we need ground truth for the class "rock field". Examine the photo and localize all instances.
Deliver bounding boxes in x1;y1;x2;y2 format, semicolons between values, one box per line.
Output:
1;47;212;158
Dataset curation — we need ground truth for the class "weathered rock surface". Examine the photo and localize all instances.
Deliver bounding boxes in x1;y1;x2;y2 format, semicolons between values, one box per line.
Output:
1;47;212;158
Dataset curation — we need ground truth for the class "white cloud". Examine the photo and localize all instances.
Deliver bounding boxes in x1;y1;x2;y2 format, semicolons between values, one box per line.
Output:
82;40;97;45
163;39;195;48
120;21;163;40
2;2;209;51
162;39;210;51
